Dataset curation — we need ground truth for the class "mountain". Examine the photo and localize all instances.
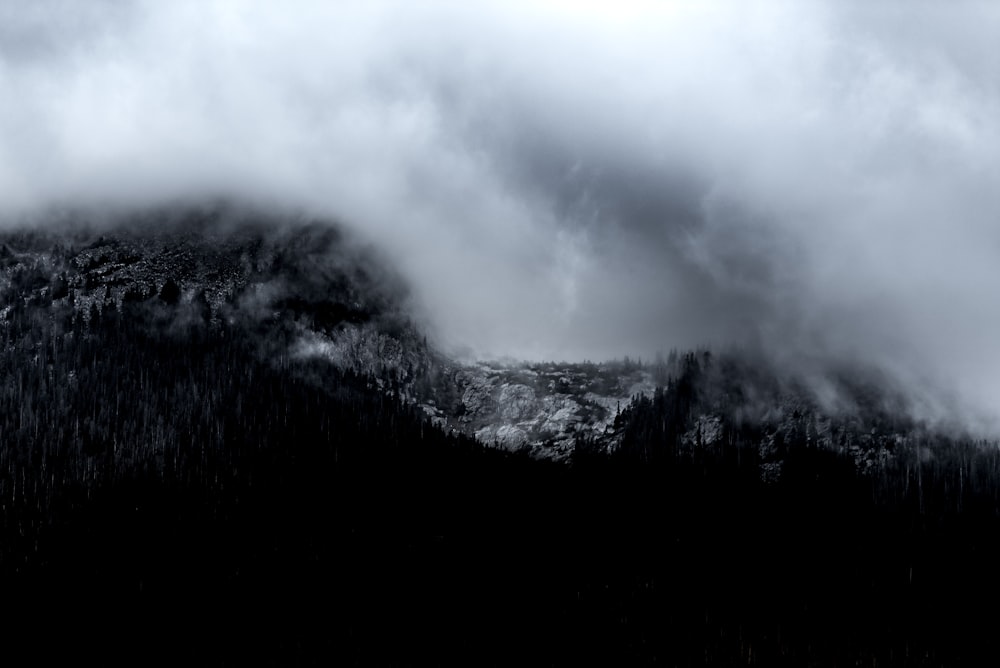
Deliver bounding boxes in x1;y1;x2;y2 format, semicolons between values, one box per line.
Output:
0;208;641;459
3;206;1000;666
0;206;953;472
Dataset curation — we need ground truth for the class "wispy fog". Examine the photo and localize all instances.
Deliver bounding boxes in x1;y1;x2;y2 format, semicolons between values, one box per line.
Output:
3;1;1000;430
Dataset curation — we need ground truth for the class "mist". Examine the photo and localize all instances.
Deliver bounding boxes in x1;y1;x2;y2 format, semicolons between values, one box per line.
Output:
2;1;1000;431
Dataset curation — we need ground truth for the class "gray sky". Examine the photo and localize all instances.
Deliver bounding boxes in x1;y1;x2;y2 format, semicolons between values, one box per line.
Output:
3;1;1000;430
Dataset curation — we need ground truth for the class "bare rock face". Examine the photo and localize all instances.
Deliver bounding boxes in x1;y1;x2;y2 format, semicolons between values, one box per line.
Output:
460;373;498;421
538;396;582;437
476;423;529;450
497;383;537;420
419;360;655;461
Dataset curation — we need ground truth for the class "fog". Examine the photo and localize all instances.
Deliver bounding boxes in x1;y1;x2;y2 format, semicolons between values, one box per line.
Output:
2;1;1000;430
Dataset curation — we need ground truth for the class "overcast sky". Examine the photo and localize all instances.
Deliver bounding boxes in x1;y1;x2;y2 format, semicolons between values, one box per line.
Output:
2;1;1000;429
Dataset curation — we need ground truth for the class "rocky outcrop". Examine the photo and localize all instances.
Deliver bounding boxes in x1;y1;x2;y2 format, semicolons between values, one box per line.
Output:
422;360;655;461
497;383;537;420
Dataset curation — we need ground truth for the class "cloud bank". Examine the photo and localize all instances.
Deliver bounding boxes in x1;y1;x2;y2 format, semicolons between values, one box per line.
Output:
3;1;1000;429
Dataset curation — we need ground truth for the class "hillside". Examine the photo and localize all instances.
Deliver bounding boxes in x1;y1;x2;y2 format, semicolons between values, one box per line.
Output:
2;209;1000;665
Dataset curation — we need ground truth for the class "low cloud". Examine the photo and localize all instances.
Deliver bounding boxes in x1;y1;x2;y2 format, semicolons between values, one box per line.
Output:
3;1;1000;431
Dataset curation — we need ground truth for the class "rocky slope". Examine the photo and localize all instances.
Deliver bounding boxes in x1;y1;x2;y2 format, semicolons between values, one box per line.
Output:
421;359;654;461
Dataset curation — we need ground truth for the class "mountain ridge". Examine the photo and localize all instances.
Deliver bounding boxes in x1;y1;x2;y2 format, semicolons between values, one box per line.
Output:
1;207;985;476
